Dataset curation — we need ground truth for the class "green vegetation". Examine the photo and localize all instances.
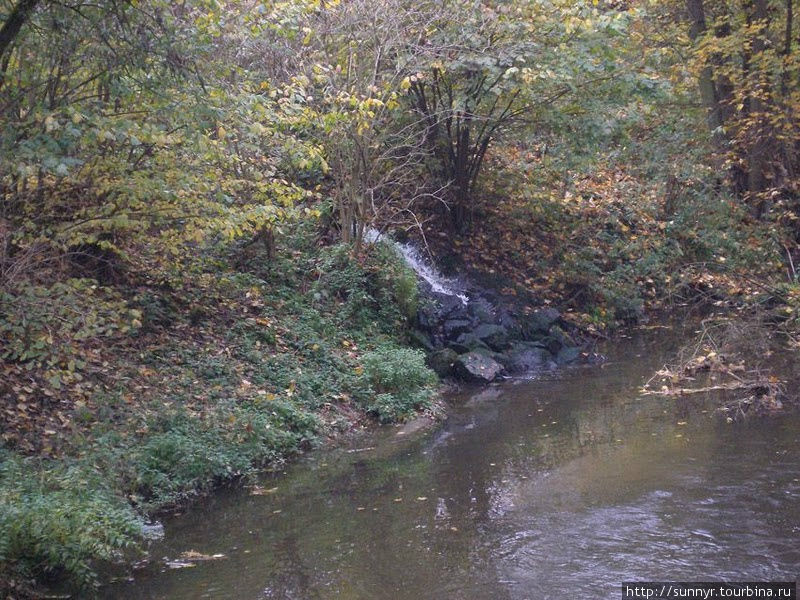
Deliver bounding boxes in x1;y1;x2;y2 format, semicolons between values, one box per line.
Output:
361;347;437;423
1;0;798;596
0;230;438;593
0;450;143;590
426;0;800;335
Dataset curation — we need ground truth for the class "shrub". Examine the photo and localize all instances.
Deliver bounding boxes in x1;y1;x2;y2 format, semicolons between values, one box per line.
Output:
366;389;433;424
362;347;436;392
313;243;419;331
0;451;142;590
391;263;419;321
360;347;436;422
132;403;319;505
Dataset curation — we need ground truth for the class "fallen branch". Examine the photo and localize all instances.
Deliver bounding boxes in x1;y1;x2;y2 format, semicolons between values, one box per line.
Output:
640;381;775;396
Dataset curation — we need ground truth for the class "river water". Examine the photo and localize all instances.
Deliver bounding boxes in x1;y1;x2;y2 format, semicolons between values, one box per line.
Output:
103;327;800;599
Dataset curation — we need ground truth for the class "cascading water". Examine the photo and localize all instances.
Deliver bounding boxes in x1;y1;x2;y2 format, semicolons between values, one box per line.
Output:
364;228;586;381
365;228;469;304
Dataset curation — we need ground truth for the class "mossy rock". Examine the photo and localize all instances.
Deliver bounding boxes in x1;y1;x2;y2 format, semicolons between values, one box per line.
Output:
505;342;554;373
471;323;510;351
448;332;491;354
556;346;582;364
521;308;561;340
442;318;473;340
427;348;459;377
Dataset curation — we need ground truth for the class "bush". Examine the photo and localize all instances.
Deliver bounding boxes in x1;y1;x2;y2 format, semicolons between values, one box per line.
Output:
132;403;318;506
0;451;142;590
313;243;419;331
362;347;436;392
360;347;437;422
366;389;434;424
391;263;419;321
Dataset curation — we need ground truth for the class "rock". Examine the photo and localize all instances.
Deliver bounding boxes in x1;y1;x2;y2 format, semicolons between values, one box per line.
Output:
405;248;593;382
442;318;472;340
521;307;561;340
496;308;519;333
408;328;435;351
550;325;573;343
547;325;576;354
543;336;563;355
454;352;504;383
505;342;554;373
543;325;574;354
470;345;509;365
449;332;490;354
447;340;488;355
428;348;459;377
471;323;510;351
436;294;469;320
467;298;495;324
556;346;582;364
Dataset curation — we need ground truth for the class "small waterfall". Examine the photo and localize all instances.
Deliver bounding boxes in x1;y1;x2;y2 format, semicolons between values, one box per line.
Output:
364;228;589;381
365;228;469;304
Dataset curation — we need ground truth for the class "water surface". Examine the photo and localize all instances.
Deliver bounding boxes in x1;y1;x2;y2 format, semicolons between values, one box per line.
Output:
104;329;800;599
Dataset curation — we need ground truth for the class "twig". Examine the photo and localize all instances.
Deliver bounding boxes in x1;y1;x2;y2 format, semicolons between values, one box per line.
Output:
785;244;797;282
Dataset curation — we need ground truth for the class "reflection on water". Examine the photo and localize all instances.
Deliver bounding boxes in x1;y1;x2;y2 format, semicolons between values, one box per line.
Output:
103;329;800;600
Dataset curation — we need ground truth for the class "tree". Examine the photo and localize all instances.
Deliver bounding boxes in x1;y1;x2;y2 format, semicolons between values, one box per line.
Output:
681;0;799;219
0;0;40;63
0;0;324;291
407;0;535;231
406;0;634;232
295;0;446;247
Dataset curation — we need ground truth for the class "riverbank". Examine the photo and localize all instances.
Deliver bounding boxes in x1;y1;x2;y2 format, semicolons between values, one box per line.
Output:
5;248;800;599
6;212;800;600
3;0;799;597
5;223;800;599
0;228;442;598
98;324;800;599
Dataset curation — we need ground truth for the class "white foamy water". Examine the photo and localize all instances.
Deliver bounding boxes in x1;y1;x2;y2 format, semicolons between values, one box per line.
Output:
365;228;469;304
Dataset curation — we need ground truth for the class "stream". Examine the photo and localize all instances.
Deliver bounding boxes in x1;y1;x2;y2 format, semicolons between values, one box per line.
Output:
103;327;800;599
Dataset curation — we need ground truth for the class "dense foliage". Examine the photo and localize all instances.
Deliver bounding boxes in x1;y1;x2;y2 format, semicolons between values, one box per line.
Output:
1;0;798;596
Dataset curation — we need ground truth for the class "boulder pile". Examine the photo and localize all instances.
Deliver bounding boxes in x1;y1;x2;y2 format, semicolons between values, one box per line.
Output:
413;284;591;382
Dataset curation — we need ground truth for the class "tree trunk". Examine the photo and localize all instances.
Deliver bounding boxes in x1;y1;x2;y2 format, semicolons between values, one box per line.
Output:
782;0;793;95
451;126;471;232
0;0;41;63
744;0;771;215
686;0;724;134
